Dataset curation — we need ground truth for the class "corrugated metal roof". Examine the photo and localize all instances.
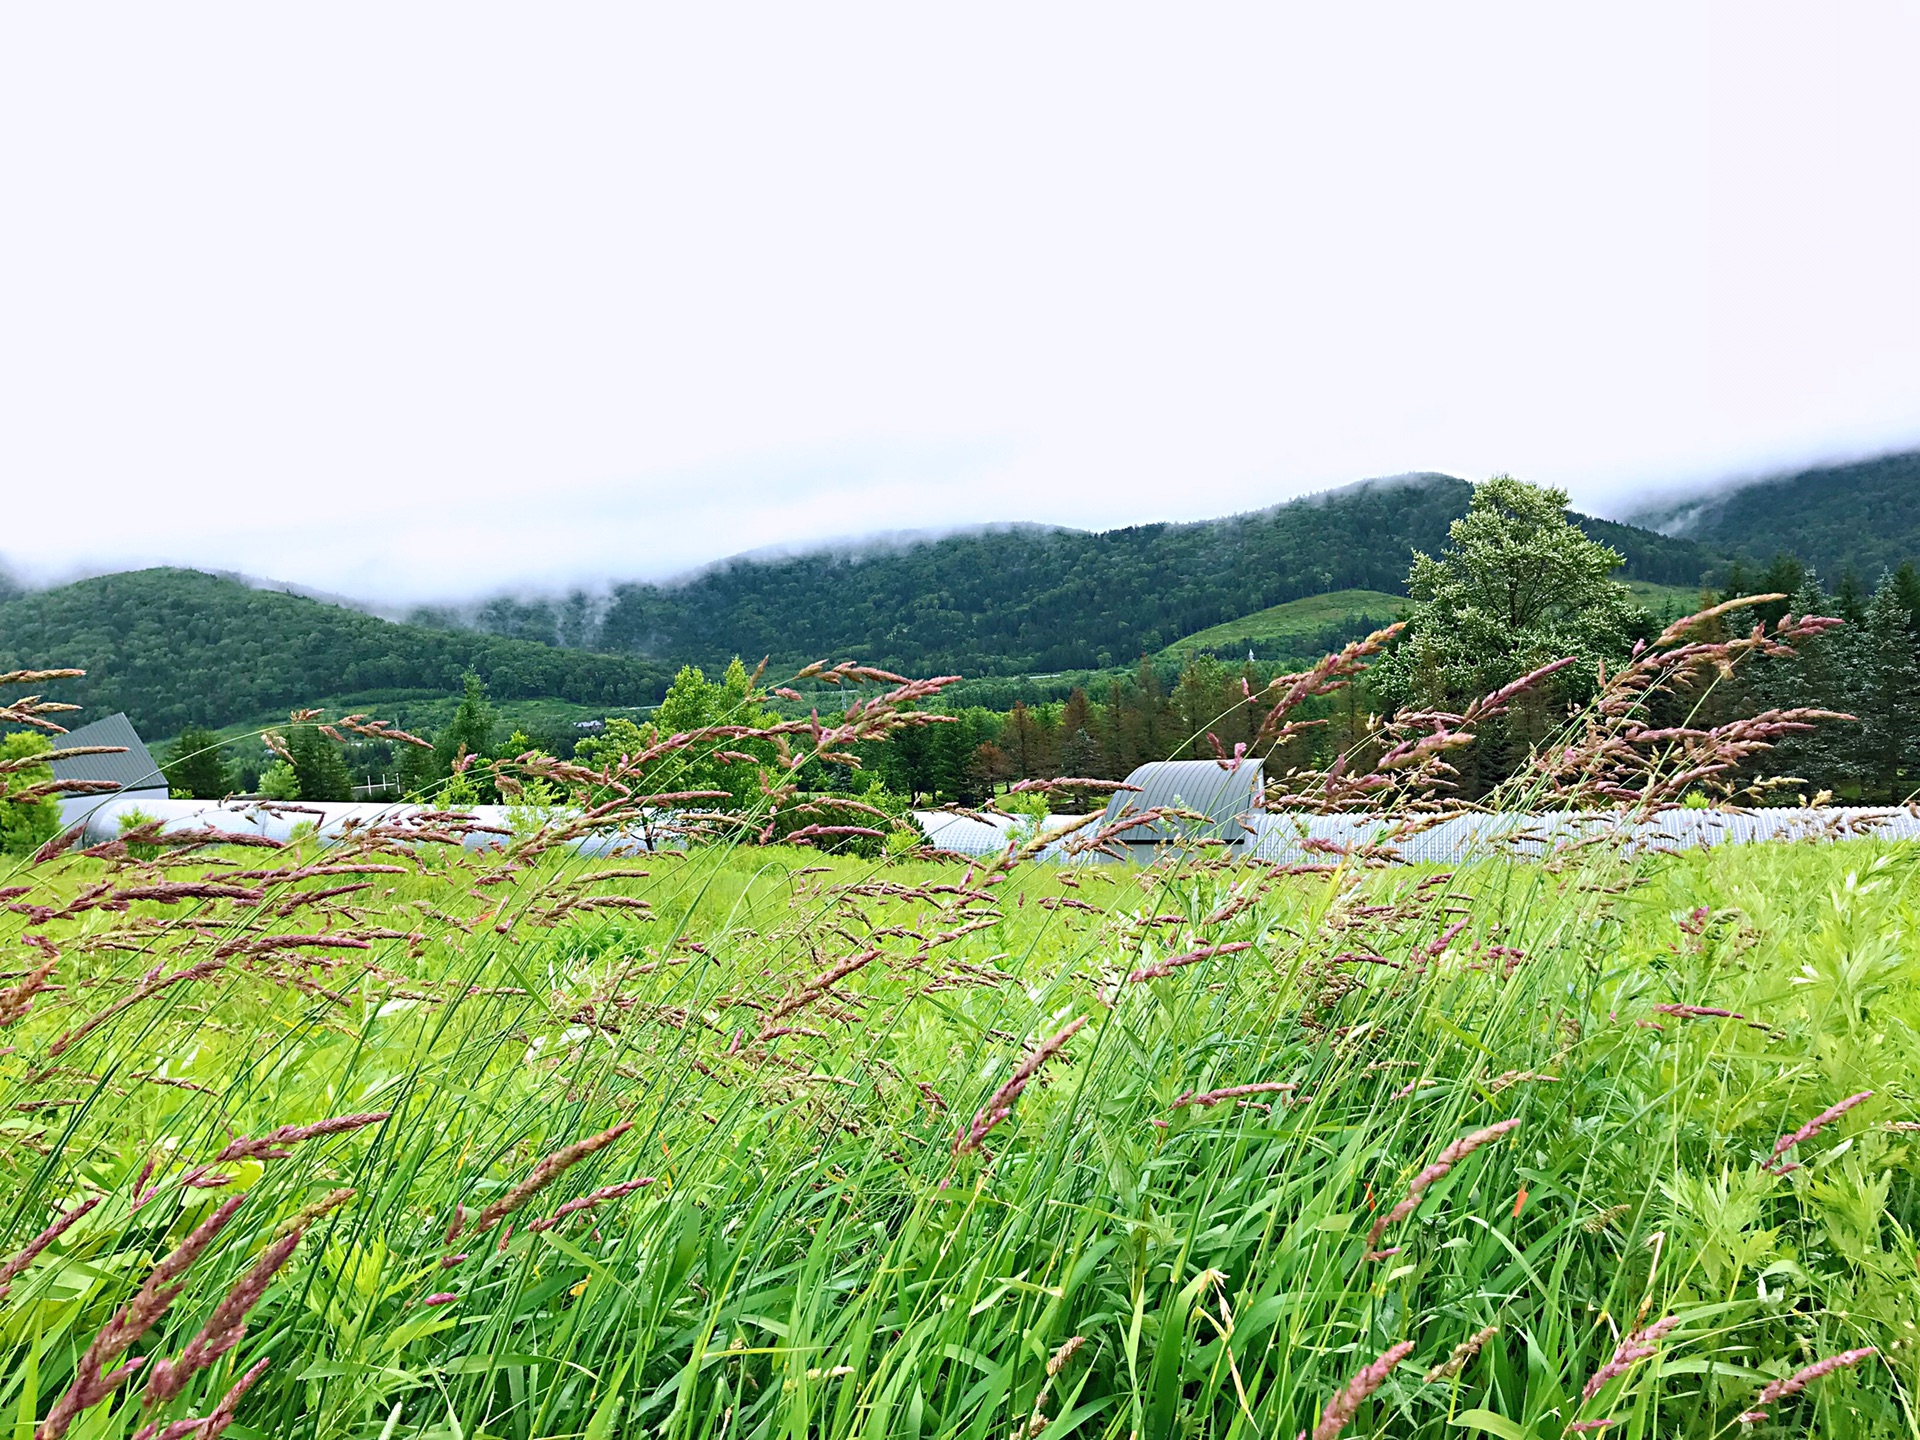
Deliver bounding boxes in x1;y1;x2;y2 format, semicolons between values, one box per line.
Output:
51;714;168;792
1098;759;1265;849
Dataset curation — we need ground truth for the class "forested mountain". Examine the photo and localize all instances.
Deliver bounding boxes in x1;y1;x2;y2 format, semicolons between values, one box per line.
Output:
0;569;668;737
588;474;1711;675
1630;449;1920;581
0;478;1715;737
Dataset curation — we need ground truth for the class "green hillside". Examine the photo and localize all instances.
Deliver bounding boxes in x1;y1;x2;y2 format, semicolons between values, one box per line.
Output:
1159;587;1405;659
0;569;671;737
593;474;1714;676
1628;449;1920;581
1622;578;1714;620
1160;579;1713;665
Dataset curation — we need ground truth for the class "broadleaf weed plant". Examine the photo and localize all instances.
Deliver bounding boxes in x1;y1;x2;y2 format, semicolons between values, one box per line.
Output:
1;613;1917;1438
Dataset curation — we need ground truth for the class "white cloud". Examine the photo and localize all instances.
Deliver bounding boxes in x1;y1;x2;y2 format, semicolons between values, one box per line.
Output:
2;3;1916;602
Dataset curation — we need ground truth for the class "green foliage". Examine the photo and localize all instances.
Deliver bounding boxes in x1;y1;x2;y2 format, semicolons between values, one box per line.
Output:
0;567;670;736
0;731;61;856
1738;570;1920;803
286;724;353;802
1373;475;1650;713
415;672;498;802
115;805;163;860
576;659;776;811
256;759;301;799
160;724;230;799
393;674;507;803
441;672;496;764
437;768;481;808
1851;577;1920;797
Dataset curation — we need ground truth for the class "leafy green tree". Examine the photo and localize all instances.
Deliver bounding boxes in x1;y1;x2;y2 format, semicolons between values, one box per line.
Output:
650;659;770;808
0;732;63;856
256;761;301;800
574;660;777;811
162;726;230;800
288;725;352;802
1373;476;1647;715
573;716;648;771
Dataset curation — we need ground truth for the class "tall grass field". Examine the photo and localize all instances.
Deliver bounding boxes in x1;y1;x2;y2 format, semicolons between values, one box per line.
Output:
3;609;1913;1440
3;825;1916;1439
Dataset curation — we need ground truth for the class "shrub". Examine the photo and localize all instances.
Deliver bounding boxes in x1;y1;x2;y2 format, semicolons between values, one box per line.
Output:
0;731;62;856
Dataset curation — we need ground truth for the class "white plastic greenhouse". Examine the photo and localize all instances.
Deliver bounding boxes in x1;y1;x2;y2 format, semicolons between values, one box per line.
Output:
58;788;1920;867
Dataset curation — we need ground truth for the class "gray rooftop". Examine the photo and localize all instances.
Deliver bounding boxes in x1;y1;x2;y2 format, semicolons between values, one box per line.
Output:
51;713;169;793
1099;758;1265;849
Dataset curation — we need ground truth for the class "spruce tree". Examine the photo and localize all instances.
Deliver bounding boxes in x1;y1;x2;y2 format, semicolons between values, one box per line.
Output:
1891;562;1920;644
162;726;230;800
1000;702;1051;780
1747;573;1852;798
287;725;353;802
1849;573;1920;802
1834;568;1868;625
1753;555;1806;630
436;673;496;773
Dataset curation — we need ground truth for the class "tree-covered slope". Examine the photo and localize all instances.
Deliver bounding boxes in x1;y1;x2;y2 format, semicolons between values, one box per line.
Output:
0;569;670;736
598;474;1712;675
1629;449;1920;581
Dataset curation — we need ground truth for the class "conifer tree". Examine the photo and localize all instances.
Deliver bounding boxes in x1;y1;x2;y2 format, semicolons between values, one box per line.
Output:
1892;562;1920;643
436;673;496;774
1834;568;1868;624
1747;573;1852;797
287;724;353;802
1000;702;1053;780
162;726;230;800
1848;573;1920;802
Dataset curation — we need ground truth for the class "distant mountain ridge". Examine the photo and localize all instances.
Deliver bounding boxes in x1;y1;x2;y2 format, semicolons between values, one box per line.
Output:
590;473;1711;676
1628;449;1920;582
0;475;1718;735
0;569;669;737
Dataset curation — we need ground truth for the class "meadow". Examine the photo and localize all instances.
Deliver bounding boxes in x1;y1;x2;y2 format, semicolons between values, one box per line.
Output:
3;818;1916;1440
2;605;1913;1440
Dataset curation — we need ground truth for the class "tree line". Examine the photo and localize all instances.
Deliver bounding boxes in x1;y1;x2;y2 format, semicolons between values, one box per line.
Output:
872;479;1920;808
150;476;1920;817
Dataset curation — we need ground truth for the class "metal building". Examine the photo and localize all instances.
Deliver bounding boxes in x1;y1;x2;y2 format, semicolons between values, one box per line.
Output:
1096;758;1265;857
52;713;170;826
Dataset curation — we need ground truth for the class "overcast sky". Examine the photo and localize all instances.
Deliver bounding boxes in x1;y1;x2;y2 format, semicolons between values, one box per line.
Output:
3;4;1917;604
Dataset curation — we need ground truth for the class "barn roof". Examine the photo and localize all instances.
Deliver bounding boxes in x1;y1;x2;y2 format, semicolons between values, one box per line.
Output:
51;713;168;794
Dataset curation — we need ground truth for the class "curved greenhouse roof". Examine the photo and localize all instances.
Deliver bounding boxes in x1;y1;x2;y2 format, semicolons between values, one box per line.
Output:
1098;758;1264;853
